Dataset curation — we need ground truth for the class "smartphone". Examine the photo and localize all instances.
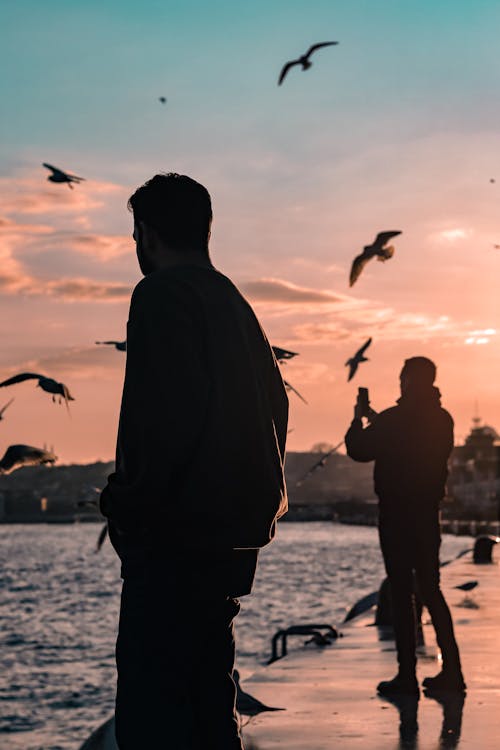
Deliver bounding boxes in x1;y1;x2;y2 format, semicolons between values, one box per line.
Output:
357;387;370;417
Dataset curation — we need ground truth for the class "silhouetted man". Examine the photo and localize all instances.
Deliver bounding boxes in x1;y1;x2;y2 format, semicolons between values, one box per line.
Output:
100;173;288;749
345;357;465;695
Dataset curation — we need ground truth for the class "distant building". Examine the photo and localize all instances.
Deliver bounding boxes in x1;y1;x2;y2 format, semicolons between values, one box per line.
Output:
448;417;500;517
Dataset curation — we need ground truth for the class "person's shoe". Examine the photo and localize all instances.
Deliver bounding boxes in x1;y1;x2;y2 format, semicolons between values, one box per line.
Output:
377;674;420;696
422;670;466;692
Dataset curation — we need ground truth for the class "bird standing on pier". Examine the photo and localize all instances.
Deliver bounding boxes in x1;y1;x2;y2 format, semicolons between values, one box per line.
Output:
42;163;85;189
349;231;402;287
345;338;372;381
278;41;338;85
233;670;285;718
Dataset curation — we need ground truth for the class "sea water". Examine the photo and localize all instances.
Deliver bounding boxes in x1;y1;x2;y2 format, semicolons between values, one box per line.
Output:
0;522;471;749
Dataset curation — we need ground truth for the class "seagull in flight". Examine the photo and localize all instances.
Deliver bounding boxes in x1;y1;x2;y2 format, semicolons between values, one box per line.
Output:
158;96;167;104
278;41;338;85
96;340;127;352
0;373;74;409
345;338;372;381
42;163;85;189
0;444;57;474
349;231;402;287
0;398;14;421
272;346;299;363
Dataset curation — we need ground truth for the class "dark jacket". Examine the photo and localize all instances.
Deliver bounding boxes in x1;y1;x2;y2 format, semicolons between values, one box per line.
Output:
100;265;288;593
345;386;453;514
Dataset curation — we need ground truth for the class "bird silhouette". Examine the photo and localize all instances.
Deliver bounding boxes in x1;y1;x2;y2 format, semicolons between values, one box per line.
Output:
454;581;478;592
96;340;127;352
278;41;338;85
42;163;85;189
284;379;307;404
0;373;74;409
0;398;14;421
158;96;167;104
345;338;372;381
233;670;285;717
349;231;402;287
296;440;345;486
0;444;57;474
272;346;299;363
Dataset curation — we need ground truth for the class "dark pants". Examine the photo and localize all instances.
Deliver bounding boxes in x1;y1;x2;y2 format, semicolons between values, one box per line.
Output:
115;569;243;749
379;509;462;677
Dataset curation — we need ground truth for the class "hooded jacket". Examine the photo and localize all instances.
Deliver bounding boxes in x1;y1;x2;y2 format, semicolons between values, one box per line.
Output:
345;386;453;513
100;265;288;592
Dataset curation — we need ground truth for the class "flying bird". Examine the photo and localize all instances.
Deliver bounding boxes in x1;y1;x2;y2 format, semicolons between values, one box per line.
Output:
349;231;402;287
96;340;127;352
233;670;285;718
272;346;299;363
42;163;85;189
0;373;74;409
454;581;478;592
296;440;345;487
0;398;14;421
493;244;500;249
158;96;167;104
345;338;372;382
284;379;307;404
278;41;338;85
0;444;57;474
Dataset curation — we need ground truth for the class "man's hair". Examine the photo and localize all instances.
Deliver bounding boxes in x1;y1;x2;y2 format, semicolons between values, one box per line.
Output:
402;356;437;386
128;173;212;252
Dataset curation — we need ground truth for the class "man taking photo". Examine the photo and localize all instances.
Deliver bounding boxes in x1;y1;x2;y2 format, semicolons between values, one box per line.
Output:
345;356;465;696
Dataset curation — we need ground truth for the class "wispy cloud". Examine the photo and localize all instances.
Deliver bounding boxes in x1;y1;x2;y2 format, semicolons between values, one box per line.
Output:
240;277;355;307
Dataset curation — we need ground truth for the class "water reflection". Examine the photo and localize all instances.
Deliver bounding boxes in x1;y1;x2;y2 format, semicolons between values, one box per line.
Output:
379;690;465;749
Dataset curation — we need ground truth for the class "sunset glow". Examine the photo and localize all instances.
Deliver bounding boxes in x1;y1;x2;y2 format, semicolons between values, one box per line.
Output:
1;1;500;462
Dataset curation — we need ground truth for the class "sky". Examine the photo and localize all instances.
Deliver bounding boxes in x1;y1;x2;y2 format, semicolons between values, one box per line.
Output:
0;0;499;464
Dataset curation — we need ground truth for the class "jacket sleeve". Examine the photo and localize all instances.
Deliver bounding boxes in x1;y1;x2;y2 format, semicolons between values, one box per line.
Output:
100;278;210;531
345;417;378;462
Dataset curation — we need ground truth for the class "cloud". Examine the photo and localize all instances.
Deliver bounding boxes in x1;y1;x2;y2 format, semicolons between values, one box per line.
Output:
240;277;350;305
68;234;132;261
0;173;134;302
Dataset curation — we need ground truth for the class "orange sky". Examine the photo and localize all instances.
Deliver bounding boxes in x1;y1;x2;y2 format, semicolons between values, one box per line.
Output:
1;3;500;463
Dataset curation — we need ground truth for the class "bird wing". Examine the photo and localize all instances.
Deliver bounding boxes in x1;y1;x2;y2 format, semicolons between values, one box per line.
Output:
67;173;85;182
0;397;14;417
374;230;402;247
284;380;308;404
96;523;108;553
278;60;299;85
305;41;339;57
349;253;370;286
272;346;299;361
356;337;372;357
96;341;118;346
42;163;65;177
347;361;358;381
0;444;49;473
0;373;42;387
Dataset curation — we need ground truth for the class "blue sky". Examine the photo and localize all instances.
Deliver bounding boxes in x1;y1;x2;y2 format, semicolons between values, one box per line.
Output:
1;1;500;462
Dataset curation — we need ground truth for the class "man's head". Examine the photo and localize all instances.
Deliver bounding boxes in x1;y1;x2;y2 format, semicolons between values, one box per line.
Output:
128;173;213;275
400;356;437;395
